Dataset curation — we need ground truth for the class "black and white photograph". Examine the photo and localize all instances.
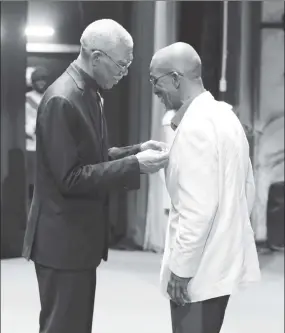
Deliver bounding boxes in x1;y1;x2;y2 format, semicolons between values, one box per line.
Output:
1;1;284;333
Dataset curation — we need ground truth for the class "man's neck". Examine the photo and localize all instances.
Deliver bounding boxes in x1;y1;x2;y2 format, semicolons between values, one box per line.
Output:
179;86;206;110
75;56;104;89
74;57;90;77
74;58;103;92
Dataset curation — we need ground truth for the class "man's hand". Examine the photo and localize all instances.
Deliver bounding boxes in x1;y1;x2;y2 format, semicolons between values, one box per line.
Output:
167;272;192;306
140;140;169;153
136;149;169;174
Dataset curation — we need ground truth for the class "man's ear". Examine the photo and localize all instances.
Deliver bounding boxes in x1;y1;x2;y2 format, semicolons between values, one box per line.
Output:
172;72;180;89
91;51;101;66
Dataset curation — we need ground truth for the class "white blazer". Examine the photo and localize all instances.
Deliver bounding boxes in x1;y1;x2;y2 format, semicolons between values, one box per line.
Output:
160;91;261;303
160;110;176;211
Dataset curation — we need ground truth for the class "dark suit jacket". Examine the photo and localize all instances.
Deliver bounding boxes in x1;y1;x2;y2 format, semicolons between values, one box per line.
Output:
22;62;141;270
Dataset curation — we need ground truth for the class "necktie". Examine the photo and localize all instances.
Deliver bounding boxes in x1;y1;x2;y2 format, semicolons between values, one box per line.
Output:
95;91;109;161
96;91;104;141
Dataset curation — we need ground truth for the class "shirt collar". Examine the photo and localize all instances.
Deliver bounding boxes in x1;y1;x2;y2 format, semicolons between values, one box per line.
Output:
171;98;192;130
171;90;212;130
68;61;102;94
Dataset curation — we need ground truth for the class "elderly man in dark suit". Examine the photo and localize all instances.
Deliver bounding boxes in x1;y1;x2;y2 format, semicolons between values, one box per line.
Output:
23;19;168;333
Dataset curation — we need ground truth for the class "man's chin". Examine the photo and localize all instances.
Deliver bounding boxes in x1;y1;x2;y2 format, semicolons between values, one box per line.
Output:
105;79;121;89
104;82;115;90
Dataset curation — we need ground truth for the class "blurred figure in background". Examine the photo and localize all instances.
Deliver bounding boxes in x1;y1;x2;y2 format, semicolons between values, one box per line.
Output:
26;67;49;151
25;67;49;206
150;42;261;333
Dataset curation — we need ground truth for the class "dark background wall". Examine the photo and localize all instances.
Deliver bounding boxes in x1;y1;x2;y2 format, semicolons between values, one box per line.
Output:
178;1;242;107
1;2;28;258
178;1;223;100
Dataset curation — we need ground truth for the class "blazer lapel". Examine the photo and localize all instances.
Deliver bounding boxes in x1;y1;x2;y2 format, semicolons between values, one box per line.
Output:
168;124;181;155
84;90;104;158
66;63;107;161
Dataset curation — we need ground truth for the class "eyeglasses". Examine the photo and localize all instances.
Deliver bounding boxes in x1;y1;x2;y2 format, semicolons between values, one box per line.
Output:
149;71;184;86
95;49;132;76
81;43;132;75
97;49;132;74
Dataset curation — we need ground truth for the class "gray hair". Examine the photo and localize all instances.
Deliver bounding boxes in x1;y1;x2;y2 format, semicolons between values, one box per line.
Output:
80;19;133;54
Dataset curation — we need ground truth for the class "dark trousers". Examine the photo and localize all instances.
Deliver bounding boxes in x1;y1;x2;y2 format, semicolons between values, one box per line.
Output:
35;263;97;333
170;295;230;333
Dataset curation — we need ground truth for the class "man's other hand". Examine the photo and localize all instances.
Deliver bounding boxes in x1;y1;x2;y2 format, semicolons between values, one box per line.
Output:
140;140;169;153
136;149;169;174
167;272;192;306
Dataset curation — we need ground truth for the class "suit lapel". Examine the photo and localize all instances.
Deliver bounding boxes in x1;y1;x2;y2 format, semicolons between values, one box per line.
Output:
168;124;181;155
84;90;103;155
66;63;108;161
96;91;109;161
101;115;109;161
165;125;182;195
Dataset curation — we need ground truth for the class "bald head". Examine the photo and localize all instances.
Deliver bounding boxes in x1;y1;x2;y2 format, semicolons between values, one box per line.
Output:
150;42;202;79
149;43;205;111
80;19;133;55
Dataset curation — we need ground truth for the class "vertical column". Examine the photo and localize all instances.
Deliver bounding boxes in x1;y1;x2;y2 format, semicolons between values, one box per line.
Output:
235;2;256;141
125;1;156;248
200;2;223;100
222;1;242;106
252;2;284;242
144;1;178;252
1;2;27;258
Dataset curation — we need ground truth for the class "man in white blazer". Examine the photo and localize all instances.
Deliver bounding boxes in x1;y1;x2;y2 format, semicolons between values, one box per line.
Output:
150;42;261;333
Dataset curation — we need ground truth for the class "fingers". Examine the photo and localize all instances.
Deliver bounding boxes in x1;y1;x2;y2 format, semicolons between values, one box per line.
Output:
136;149;169;174
167;280;174;301
174;283;184;306
156;143;168;151
159;160;169;168
149;150;169;162
181;287;191;304
157;155;169;163
156;150;169;158
144;149;168;156
148;140;169;151
167;281;190;306
152;161;168;172
158;143;169;152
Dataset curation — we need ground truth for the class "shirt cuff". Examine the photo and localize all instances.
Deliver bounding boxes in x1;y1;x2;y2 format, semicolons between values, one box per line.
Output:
168;250;200;278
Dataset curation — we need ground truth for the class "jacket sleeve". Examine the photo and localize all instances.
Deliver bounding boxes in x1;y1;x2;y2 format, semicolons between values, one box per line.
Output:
38;96;140;198
246;157;256;216
168;122;219;278
108;144;141;161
